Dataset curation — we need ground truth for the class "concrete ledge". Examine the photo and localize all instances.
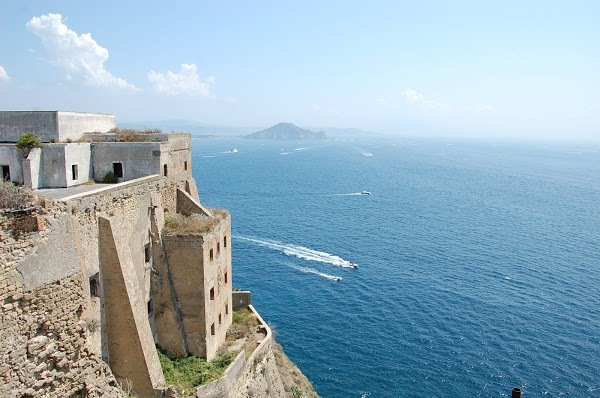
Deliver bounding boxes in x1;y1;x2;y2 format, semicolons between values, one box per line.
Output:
58;174;161;202
192;305;272;398
246;305;272;365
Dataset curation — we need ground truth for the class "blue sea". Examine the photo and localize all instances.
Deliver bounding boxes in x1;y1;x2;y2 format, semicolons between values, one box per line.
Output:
192;136;600;397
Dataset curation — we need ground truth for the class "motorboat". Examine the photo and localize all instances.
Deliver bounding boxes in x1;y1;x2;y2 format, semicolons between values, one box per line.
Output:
360;191;371;195
349;262;359;268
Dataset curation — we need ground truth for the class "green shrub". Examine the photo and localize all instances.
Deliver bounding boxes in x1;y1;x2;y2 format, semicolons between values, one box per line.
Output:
157;347;236;394
103;171;119;183
16;133;43;151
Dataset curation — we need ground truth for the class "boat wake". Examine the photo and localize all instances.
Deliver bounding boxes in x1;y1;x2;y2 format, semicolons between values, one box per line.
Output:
332;192;371;196
193;150;238;158
285;263;342;281
235;236;357;268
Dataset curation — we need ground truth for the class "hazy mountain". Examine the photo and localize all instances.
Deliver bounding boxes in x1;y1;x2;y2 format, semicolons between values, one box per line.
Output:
119;120;373;139
244;123;327;140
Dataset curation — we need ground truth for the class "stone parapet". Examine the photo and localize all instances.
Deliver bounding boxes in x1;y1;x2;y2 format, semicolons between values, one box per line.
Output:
192;304;282;398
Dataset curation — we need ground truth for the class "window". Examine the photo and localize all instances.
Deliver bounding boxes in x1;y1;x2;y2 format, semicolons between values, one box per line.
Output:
210;249;214;261
163;164;168;177
71;165;78;180
144;243;151;263
184;161;188;171
210;287;215;300
210;323;215;335
147;299;153;314
217;242;220;254
1;165;10;181
225;303;229;315
219;314;222;325
89;273;100;297
113;162;123;178
224;272;228;284
223;236;227;248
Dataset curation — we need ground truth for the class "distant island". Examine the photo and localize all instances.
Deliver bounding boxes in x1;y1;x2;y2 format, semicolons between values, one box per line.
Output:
244;122;328;140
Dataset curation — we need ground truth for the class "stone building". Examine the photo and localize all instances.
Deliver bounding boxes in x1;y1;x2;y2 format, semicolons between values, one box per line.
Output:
0;111;195;189
0;111;233;397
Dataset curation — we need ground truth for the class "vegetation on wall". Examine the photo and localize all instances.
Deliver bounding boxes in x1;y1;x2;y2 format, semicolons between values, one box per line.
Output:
16;132;43;153
157;347;236;394
0;179;35;209
226;308;262;356
163;208;228;235
108;127;162;142
102;171;119;184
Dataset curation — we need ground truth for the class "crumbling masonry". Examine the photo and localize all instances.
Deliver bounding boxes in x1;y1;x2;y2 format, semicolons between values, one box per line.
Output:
0;112;233;397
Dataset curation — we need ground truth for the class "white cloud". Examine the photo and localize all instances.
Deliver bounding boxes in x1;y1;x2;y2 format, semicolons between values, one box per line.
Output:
401;89;451;111
466;104;495;113
148;64;214;96
0;66;9;83
26;13;137;91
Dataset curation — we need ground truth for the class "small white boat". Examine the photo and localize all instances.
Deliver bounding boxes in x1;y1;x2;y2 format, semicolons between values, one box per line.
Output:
360;191;371;195
231;148;238;153
349;262;359;268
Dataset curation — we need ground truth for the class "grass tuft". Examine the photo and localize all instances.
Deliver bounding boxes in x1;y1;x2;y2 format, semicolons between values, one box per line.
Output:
157;347;236;394
0;180;35;210
163;208;228;235
108;127;163;142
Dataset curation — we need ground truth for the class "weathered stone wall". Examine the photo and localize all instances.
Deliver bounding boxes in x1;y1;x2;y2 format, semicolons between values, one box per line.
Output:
0;111;57;142
40;145;68;188
0;144;24;183
232;291;252;311
163;134;192;182
23;147;42;189
194;305;287;398
56;112;116;142
91;142;162;182
99;217;164;396
0;205;124;397
161;234;208;357
202;216;233;360
64;143;93;187
0;111;115;143
1;175;188;397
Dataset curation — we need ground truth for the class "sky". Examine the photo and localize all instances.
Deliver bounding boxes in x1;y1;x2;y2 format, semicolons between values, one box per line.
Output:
1;1;599;140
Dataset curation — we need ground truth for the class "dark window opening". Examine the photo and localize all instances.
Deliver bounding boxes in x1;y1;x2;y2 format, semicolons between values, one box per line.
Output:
210;287;215;300
219;314;222;325
163;164;168;177
225;303;229;315
71;164;78;180
210;249;214;261
113;162;123;178
89;273;100;297
2;165;10;181
184;161;188;170
211;323;215;335
144;243;151;263
217;242;220;254
223;236;227;248
224;272;228;284
147;299;153;314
